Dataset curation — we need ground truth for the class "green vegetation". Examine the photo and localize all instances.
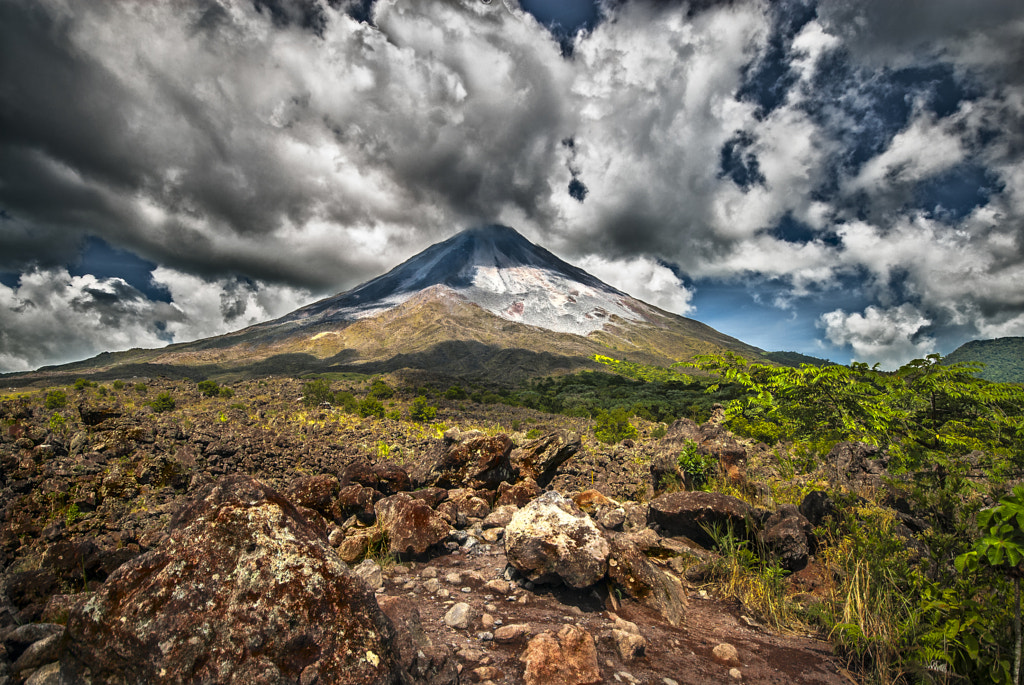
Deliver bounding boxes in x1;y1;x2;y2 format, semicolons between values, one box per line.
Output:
368;379;395;400
503;365;741;424
148;392;176;413
134;382;148;395
409;396;438;422
73;378;96;390
593;407;637;444
444;384;468;401
762;350;832;368
302;378;334;407
690;352;1024;683
358;397;385;418
112;380;125;391
945;337;1024;384
677;440;716;490
593;354;692;382
44;390;67;410
197;379;233;398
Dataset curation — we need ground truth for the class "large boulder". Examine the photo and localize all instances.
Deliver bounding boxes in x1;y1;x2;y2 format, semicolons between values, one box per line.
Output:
505;491;610;588
606;535;687;627
374;493;451;556
411;434;515;490
647;491;754;549
510;431;581;487
60;474;406;684
826;441;887;488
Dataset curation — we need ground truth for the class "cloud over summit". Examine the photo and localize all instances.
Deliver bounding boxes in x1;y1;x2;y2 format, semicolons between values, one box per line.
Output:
1;0;1023;371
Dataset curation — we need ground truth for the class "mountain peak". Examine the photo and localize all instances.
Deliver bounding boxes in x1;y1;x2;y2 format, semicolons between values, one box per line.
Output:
280;225;640;335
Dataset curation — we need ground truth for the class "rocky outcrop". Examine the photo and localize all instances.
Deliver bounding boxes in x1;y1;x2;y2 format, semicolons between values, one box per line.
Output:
648;491;755;549
505;491;610;588
60;475;406;684
377;595;458;685
826;441;887;488
510;431;581;487
374;492;451;556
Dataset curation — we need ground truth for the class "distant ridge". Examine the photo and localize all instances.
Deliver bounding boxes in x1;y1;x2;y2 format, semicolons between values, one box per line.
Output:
4;225;768;383
944;337;1024;383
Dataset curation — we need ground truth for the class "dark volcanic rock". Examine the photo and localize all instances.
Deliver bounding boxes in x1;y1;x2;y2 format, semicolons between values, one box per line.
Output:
761;504;815;572
826;441;887;488
798;490;836;528
413;434;515;490
647;491;754;549
374;493;451;556
606;535;687;627
511;431;581;487
343;462;411;497
61;474;406;684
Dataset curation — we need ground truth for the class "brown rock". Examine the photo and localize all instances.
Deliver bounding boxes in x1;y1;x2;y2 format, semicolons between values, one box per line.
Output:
520;624;602;685
414;434;515;490
761;505;814;572
511;431;581;487
713;642;741;666
493;623;532;643
285;473;340;516
648;491;754;549
61;474;404;684
497;478;541;507
606;535;687;627
610;628;647;662
375;492;450;556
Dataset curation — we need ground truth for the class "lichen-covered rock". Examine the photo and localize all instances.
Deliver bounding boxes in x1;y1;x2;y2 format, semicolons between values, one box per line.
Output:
344;462;411;497
648;491;754;549
520;624;602;685
374;493;451;556
497;478;541;507
61;474;405;684
505;491;609;588
606;535;687;627
285;473;340;517
511;431;581;487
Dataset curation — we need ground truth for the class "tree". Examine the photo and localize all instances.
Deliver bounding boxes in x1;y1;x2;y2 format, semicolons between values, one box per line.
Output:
957;486;1024;685
302;378;333;407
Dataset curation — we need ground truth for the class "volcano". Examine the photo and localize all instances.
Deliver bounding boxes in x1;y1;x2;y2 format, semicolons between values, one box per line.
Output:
16;226;767;381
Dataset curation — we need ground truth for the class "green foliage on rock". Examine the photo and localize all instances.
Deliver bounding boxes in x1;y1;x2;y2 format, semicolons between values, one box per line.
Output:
677;440;716;490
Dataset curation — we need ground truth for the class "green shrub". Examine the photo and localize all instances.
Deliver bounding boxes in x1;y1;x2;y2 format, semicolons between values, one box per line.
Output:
44;390;67;410
444;385;468;401
677;440;717;490
358;397;385;418
149;392;176;413
112;380;125;391
333;391;358;413
302;378;333;407
197;380;220;397
73;378;95;390
409;396;437;422
368;379;394;400
594;407;637;444
219;386;234;399
134;383;148;395
651;425;668;439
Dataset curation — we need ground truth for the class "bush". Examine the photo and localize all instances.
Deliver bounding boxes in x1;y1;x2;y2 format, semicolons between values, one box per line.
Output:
677;440;717;490
594;407;638;444
112;380;125;391
368;379;395;400
409;396;437;422
302;378;333;407
333;391;358;413
197;380;220;397
444;385;468;401
219;386;234;399
73;378;95;390
134;383;148;395
358;397;385;418
44;390;67;410
149;392;176;413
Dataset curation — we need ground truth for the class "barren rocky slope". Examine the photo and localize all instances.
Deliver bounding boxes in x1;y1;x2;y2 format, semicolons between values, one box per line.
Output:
0;377;859;684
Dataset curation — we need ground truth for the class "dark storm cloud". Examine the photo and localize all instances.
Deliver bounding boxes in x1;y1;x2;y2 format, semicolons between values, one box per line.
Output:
1;0;1024;372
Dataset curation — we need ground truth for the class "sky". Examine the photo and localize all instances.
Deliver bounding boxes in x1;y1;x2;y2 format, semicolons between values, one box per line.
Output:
1;0;1023;373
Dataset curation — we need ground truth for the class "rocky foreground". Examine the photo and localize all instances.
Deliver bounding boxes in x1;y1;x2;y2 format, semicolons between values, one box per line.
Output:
0;379;859;684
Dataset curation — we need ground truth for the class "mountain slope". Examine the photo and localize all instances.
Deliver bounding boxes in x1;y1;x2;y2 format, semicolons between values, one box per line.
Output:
6;225;767;382
944;337;1024;383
